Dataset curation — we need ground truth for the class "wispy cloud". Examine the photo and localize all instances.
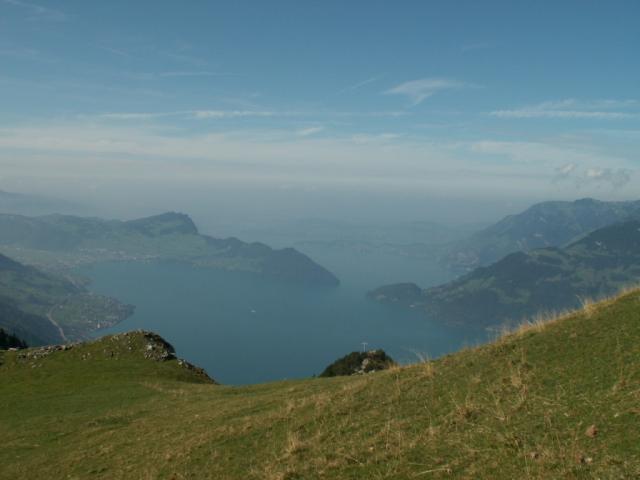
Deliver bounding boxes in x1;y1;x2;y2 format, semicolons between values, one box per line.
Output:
336;75;383;95
384;78;472;106
471;140;635;191
470;139;622;166
586;167;631;187
120;70;234;81
3;0;67;21
296;126;324;137
98;46;132;58
96;110;280;120
1;121;637;199
0;123;464;192
0;44;58;64
554;162;577;179
491;99;640;120
331;110;409;118
0;46;39;59
164;51;209;67
191;110;278;119
351;133;402;144
553;163;631;188
97;112;176;120
158;71;236;78
93;109;408;122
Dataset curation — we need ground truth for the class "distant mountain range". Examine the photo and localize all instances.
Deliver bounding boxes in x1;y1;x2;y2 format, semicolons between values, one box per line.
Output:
0;253;132;345
370;204;640;329
444;198;640;271
0;211;339;287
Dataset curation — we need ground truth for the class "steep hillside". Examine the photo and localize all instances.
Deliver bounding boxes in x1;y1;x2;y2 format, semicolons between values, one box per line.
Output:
1;291;639;478
446;198;640;271
0;253;133;344
0;328;27;349
0;212;339;286
370;221;640;329
0;299;61;346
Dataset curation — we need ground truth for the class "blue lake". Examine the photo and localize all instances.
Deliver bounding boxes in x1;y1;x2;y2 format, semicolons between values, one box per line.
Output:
82;250;487;385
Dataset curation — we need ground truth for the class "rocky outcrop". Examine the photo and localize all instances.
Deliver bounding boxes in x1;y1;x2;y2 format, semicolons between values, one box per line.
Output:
320;350;397;377
13;330;216;383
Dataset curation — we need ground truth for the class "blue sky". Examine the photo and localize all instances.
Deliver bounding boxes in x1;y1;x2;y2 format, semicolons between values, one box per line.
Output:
1;0;639;211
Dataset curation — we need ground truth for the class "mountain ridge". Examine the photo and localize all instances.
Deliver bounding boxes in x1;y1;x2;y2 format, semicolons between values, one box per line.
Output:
370;219;640;329
0;211;340;287
445;197;640;271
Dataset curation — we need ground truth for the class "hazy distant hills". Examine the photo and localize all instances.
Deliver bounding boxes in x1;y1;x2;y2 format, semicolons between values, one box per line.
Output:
0;253;132;345
239;218;479;249
0;211;339;287
370;220;640;329
0;190;83;217
445;198;640;271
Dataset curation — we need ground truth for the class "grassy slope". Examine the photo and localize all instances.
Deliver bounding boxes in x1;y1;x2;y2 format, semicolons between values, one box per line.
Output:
1;291;639;479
